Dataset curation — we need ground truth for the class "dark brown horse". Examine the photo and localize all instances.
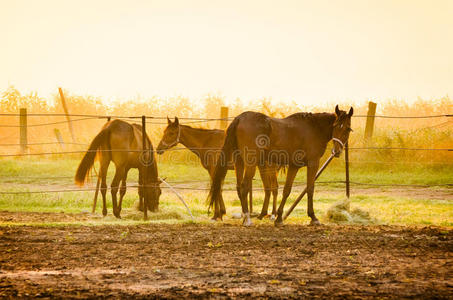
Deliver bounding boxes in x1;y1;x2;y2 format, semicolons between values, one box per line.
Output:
208;105;353;226
75;119;161;220
156;117;279;219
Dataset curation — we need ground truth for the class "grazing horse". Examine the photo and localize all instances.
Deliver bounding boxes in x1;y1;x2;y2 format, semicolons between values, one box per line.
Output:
156;117;279;220
208;105;353;226
75;119;162;220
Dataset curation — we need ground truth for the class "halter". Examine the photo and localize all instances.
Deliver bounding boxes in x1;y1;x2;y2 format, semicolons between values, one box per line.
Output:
160;125;181;148
331;137;344;155
332;137;344;149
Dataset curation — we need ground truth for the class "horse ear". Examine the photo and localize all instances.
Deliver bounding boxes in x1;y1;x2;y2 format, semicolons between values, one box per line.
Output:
174;117;179;125
348;107;354;117
167;117;171;125
335;105;340;116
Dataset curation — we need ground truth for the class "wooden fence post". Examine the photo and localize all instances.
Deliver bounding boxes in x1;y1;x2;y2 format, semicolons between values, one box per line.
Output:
364;101;377;143
54;129;65;149
58;87;77;143
220;106;229;130
19;108;27;154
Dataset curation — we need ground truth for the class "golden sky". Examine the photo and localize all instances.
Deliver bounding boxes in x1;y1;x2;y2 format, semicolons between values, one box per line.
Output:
1;0;452;105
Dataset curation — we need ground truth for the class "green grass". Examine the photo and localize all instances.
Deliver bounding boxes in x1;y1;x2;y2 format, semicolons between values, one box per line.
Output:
0;157;451;227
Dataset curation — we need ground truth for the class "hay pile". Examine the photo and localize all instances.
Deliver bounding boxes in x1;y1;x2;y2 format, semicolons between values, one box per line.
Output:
325;199;374;224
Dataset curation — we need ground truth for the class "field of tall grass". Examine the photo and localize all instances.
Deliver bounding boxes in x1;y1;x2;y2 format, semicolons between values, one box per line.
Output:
0;85;452;163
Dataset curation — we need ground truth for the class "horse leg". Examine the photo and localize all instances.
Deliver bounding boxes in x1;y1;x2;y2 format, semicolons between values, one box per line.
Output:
100;157;110;217
248;182;253;214
307;159;321;225
257;165;271;220
240;166;255;226
208;167;223;220
233;157;245;219
275;165;299;227
111;165;125;219
118;169;129;215
270;168;279;220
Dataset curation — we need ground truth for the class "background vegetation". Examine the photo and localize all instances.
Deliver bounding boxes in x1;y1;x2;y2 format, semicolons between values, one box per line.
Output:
0;86;451;227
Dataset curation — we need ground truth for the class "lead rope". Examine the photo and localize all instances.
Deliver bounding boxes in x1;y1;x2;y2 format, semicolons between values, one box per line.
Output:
159;177;194;221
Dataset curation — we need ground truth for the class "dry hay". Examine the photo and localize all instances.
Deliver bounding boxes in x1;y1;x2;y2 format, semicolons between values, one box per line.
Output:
325;199;374;224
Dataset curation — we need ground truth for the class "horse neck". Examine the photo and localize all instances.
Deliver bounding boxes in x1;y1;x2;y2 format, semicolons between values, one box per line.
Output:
179;125;211;156
144;155;159;182
314;113;336;144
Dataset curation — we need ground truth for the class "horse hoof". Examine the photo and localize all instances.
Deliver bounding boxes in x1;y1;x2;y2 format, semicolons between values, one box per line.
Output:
310;219;321;226
242;219;253;227
270;214;276;220
257;214;267;220
274;219;284;227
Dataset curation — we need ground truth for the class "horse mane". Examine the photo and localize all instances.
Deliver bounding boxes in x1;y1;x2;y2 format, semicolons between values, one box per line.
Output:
288;112;336;140
180;124;224;134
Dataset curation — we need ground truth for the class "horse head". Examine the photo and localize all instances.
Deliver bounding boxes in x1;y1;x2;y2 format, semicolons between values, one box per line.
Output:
156;117;180;154
332;105;353;157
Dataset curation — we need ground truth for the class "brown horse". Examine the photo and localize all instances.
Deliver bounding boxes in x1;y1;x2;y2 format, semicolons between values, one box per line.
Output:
156;117;279;219
208;105;353;226
75;119;161;220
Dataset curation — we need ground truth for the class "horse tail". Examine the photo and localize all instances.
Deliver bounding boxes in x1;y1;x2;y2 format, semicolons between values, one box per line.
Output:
207;117;241;211
75;127;110;186
278;165;287;175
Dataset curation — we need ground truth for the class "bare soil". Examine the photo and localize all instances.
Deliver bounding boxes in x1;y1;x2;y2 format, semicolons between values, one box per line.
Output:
0;214;452;299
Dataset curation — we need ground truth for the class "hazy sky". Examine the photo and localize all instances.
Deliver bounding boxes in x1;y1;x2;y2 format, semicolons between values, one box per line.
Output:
1;0;452;105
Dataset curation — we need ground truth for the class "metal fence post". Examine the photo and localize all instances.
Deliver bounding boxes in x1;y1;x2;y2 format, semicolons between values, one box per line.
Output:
142;115;148;220
345;142;350;198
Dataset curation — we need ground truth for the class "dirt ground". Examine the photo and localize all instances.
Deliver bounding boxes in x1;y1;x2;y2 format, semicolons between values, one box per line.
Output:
0;214;452;299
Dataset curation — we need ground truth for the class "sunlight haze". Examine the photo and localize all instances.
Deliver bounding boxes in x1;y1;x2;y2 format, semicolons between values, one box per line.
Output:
1;0;452;105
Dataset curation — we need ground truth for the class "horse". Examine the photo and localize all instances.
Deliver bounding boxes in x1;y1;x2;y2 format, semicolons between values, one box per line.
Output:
75;119;162;220
208;105;353;226
156;117;279;220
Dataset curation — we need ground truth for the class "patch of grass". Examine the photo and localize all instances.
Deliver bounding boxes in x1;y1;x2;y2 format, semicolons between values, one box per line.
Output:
0;158;451;227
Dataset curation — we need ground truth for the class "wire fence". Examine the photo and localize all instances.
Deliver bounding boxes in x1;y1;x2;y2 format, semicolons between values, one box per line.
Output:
0;112;451;198
0;146;451;156
0;180;451;195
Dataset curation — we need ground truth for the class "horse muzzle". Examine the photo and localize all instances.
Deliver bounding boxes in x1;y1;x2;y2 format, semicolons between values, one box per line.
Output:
331;138;344;158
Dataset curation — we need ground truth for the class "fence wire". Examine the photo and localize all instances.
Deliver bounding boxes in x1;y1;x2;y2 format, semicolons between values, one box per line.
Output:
0;112;451;120
0;112;451;197
0;180;451;195
0;146;451;157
